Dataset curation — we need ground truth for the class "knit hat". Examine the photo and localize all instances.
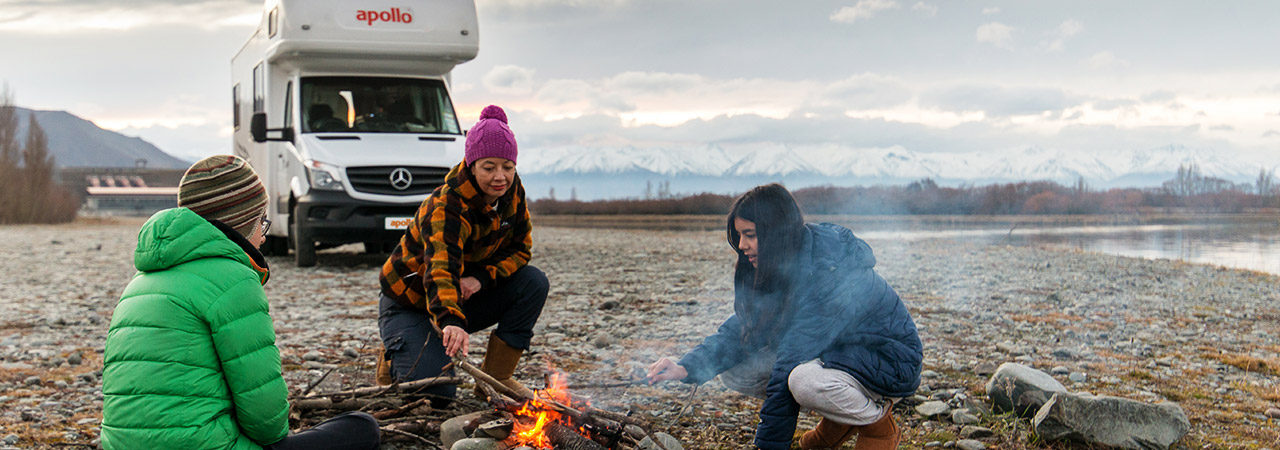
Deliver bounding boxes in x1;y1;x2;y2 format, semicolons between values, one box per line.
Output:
178;155;269;238
464;105;517;166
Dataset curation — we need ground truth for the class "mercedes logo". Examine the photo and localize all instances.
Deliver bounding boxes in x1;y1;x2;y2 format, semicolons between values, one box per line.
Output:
389;168;413;191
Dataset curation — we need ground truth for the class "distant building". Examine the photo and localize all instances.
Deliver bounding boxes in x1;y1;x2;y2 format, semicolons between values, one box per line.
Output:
57;167;185;216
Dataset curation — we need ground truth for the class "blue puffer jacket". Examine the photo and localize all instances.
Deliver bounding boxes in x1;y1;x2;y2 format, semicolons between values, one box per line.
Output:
678;223;922;450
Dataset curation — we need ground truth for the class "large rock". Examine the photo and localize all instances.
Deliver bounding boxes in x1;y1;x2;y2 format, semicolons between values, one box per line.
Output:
1033;392;1190;450
984;362;1067;416
637;432;684;450
441;411;492;450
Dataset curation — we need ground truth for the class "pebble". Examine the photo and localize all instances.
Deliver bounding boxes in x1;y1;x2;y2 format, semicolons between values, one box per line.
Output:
956;440;986;450
67;352;83;366
343;347;360;359
2;435;16;445
23;376;40;386
960;426;994;439
1068;372;1087;383
951;411;980;425
302;351;323;361
916;401;950;417
1266;408;1280;419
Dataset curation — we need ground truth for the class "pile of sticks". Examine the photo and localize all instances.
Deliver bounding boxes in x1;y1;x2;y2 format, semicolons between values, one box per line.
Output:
290;359;675;450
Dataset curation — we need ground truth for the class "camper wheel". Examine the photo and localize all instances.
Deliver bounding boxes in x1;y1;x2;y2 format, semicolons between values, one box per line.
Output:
291;204;317;267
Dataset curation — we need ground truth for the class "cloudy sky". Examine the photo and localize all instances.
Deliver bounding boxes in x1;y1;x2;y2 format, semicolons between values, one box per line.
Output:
2;0;1279;164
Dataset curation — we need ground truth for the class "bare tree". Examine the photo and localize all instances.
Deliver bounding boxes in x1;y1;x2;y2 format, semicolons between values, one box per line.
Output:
0;85;20;223
21;112;53;222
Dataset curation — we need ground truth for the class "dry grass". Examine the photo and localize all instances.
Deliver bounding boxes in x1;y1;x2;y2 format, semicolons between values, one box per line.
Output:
1202;352;1280;377
1008;312;1084;324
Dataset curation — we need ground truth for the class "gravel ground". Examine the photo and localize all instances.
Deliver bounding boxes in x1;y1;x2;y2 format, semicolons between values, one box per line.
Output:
1;217;1278;449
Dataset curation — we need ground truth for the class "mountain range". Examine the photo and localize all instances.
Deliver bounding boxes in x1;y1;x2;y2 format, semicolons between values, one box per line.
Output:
517;143;1276;200
13;107;189;169
13;108;1275;200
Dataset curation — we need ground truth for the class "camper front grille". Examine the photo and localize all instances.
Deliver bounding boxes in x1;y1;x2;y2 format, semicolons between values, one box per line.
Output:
346;166;448;196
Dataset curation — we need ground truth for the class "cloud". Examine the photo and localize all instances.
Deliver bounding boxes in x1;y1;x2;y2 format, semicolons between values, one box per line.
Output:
1085;51;1128;69
1045;19;1083;51
1209;125;1235;131
1092;98;1138;111
478;0;629;7
830;0;899;23
912;2;938;16
819;74;913;109
482;65;537;95
920;84;1078;117
0;1;258;33
605;72;704;95
982;7;1000;15
1140;90;1177;103
1265;130;1280;138
976;22;1014;49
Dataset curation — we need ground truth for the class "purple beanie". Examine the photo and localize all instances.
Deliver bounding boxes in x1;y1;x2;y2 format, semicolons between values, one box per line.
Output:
464;105;517;166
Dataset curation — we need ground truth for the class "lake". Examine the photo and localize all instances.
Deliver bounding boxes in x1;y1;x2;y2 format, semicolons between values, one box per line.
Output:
539;213;1280;276
857;221;1280;276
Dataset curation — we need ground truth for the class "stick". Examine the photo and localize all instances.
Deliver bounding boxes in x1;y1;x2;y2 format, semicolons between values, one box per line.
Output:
292;397;386;412
299;375;462;399
455;359;533;403
372;397;432;420
380;427;442;448
296;367;336;398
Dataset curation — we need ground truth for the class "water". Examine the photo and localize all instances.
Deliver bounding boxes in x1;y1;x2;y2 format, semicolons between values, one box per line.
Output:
859;222;1280;275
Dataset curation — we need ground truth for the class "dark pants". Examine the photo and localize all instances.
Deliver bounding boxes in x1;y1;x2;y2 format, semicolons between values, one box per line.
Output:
264;412;380;450
378;265;549;400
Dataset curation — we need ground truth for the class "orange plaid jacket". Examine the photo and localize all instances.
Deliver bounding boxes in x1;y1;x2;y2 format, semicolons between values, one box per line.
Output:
379;161;532;329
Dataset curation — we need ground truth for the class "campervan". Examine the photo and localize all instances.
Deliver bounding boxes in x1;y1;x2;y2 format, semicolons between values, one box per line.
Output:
231;0;478;266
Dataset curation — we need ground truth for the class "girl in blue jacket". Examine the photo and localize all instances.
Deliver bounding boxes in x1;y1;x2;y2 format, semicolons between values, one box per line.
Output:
647;184;922;450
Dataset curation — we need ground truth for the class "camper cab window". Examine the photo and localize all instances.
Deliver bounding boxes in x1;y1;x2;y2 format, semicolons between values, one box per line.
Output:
300;77;460;135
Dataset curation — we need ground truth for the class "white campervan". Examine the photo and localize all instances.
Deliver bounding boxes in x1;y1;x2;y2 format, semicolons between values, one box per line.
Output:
231;0;478;266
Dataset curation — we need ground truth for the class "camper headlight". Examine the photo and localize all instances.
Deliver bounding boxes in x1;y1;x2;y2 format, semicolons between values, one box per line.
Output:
306;160;345;191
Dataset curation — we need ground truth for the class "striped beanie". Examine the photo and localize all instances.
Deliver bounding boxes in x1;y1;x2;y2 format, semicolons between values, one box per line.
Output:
178;155;268;238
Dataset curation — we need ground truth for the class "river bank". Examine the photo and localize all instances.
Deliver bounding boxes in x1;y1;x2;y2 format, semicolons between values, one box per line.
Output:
0;218;1276;448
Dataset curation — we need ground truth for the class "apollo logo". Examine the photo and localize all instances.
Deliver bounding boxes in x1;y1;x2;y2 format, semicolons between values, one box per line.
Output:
356;8;414;26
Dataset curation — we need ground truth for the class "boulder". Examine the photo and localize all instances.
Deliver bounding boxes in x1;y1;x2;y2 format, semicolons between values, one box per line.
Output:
441;411;491;450
1033;392;1189;450
451;438;507;450
984;362;1066;416
637;432;684;450
915;401;950;417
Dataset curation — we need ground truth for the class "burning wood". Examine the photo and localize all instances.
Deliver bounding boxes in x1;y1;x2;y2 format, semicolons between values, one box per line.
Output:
289;356;680;450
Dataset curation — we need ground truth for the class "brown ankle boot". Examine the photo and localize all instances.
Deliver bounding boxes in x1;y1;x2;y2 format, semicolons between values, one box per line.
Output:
799;417;858;449
851;408;899;450
473;334;535;400
375;347;394;386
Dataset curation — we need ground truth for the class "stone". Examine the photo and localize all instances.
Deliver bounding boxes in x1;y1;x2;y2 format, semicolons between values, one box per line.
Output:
2;435;16;445
984;362;1067;416
23;376;40;386
302;361;323;370
302;351;323;361
955;440;985;450
343;348;360;359
915;401;950;417
474;418;514;440
590;333;613;349
921;369;939;379
1033;392;1190;450
598;300;619;310
440;411;489;450
960;426;994;438
973;362;998;376
67;353;83;366
451;437;506;450
951;410;980;425
1068;372;1087;383
637;432;684;450
1266;408;1280;419
76;418;99;425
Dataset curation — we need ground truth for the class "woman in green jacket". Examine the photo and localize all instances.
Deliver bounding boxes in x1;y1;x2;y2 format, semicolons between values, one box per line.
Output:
102;155;380;450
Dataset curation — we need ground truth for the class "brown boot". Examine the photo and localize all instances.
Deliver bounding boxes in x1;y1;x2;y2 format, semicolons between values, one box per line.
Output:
851;408;899;450
473;334;535;400
799;417;858;450
375;347;394;386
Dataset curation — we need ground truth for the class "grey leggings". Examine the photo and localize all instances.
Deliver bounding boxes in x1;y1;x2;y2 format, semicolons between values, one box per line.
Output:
720;352;890;426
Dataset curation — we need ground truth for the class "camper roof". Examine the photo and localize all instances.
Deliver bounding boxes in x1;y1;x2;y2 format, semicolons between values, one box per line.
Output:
256;0;479;74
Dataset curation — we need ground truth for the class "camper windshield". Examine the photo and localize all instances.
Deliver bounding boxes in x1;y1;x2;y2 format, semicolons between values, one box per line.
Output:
300;77;460;134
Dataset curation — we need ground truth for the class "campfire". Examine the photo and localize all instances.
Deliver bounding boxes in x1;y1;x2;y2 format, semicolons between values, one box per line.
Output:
467;362;676;450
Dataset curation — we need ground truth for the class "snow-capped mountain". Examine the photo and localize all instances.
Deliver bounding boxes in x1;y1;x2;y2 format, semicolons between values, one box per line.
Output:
517;143;1277;200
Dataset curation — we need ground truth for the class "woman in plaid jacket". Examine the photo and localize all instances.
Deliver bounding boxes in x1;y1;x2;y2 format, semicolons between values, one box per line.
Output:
376;105;548;403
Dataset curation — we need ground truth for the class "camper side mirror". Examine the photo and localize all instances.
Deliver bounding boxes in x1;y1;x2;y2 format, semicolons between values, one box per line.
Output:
251;113;268;142
251;112;295;143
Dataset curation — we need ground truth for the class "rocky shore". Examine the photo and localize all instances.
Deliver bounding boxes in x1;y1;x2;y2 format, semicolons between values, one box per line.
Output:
0;218;1277;449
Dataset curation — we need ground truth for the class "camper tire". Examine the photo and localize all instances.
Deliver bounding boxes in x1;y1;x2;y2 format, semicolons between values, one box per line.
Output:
291;205;317;267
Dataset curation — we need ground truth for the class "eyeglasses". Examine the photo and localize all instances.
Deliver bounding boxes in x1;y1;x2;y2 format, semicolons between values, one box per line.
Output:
259;215;272;235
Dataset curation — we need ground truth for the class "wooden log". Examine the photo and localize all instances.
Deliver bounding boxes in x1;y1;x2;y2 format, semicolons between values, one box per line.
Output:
292;397;390;412
546;422;606;450
455;360;532;403
295;375;462;400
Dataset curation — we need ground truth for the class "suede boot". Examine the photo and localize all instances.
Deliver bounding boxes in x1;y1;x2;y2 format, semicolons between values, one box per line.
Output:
799;417;858;450
375;347;394;386
473;334;535;400
851;408;899;450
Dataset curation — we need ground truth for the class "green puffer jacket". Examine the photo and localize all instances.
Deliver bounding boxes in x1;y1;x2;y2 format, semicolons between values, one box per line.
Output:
102;208;289;450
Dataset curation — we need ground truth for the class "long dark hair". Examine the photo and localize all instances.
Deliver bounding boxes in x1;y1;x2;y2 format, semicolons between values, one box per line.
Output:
726;183;806;346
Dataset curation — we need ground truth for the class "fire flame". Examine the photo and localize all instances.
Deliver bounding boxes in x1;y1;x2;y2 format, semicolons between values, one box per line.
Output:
509;368;590;449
